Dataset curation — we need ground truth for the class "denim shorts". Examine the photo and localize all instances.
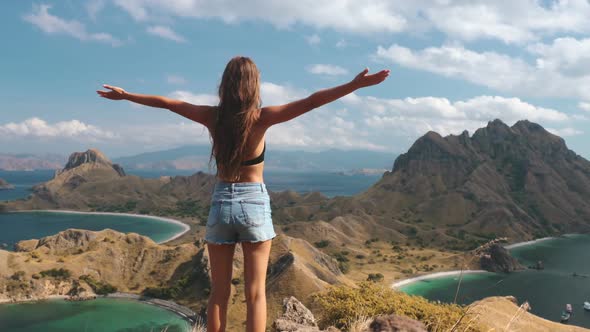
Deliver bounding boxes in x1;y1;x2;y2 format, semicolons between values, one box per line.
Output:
205;181;276;244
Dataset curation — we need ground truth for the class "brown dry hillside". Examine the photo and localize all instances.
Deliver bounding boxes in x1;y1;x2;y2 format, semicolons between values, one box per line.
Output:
0;229;206;304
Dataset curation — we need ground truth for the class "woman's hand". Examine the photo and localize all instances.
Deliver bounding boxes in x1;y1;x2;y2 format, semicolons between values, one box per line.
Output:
96;84;127;100
351;68;390;88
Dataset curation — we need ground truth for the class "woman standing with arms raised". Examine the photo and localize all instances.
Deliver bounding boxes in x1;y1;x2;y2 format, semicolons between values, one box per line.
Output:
97;56;389;332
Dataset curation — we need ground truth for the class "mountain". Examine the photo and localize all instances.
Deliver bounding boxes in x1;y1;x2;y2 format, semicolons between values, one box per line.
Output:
113;145;394;172
307;119;590;247
0;178;14;190
4;149;216;216
0;153;65;171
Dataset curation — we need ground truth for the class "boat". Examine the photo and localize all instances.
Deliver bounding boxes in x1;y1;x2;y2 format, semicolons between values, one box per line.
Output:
584;302;590;311
566;303;573;314
561;311;571;323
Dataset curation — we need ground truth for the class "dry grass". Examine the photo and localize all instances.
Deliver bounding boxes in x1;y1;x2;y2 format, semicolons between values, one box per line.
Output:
348;316;372;332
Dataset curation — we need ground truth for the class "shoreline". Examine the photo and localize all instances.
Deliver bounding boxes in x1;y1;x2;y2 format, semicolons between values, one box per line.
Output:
392;270;488;289
10;209;190;244
503;236;555;249
393;236;560;289
0;293;196;328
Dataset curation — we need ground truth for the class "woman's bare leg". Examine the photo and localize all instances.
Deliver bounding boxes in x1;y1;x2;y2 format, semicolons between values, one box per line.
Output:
242;240;272;332
207;243;236;332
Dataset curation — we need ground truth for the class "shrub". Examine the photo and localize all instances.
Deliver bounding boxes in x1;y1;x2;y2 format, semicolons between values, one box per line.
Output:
314;240;331;248
79;275;117;295
366;273;384;282
40;268;71;279
11;271;26;281
338;261;350;274
143;275;190;300
312;282;479;331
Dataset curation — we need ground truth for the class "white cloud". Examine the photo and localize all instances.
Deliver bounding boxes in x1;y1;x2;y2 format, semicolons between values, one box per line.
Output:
113;0;407;34
169;91;218;105
166;75;188;85
23;4;121;46
0;118;116;141
528;37;590;77
306;34;320;45
109;1;590;43
146;25;187;43
342;93;570;138
579;102;590;112
374;42;590;100
306;64;349;76
260;82;307;106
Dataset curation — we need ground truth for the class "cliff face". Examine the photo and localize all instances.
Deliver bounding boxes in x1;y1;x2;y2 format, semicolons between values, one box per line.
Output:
479;244;525;273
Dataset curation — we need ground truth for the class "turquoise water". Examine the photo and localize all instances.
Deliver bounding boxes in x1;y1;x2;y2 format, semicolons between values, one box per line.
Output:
0;211;186;250
400;234;590;328
0;298;190;332
0;170;54;202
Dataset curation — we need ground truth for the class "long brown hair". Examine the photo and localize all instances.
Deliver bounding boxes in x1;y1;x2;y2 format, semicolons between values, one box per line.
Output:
211;56;261;181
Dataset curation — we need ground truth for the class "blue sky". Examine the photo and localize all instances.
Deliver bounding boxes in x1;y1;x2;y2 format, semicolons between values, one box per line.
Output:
1;1;590;159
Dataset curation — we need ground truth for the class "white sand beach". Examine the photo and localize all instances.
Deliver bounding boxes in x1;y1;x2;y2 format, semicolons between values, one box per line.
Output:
12;210;190;244
392;270;488;289
503;237;555;249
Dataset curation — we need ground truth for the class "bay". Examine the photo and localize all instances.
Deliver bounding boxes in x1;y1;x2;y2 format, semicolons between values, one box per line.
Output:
0;298;190;332
400;234;590;328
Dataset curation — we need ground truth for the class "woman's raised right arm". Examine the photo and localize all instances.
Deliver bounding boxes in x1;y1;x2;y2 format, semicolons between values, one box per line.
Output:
259;68;389;127
96;84;214;126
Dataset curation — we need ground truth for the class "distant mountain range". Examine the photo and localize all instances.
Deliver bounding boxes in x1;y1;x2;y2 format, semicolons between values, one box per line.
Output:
0;146;394;173
0;153;65;171
112;145;395;172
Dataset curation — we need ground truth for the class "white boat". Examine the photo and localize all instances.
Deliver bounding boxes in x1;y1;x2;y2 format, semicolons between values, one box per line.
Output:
584;302;590;311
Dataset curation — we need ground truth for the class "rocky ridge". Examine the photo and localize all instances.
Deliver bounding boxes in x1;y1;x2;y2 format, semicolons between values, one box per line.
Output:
0;178;14;190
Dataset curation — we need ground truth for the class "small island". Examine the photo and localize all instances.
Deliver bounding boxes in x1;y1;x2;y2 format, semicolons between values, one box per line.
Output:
0;178;14;190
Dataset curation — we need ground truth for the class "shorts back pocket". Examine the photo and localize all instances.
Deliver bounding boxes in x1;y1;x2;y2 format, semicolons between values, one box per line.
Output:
239;199;266;227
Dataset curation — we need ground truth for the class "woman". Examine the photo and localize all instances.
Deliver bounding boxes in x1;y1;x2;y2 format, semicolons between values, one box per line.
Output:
97;56;389;332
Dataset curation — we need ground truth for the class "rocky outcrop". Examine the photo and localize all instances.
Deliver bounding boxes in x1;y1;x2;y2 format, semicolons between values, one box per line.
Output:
0;178;14;190
479;244;525;273
60;149;125;176
273;297;340;332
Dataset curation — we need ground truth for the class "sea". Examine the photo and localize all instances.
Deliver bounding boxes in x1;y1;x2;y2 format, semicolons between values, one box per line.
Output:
400;234;590;329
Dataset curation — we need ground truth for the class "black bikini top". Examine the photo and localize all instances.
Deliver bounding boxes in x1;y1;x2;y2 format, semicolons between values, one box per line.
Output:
241;142;266;166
